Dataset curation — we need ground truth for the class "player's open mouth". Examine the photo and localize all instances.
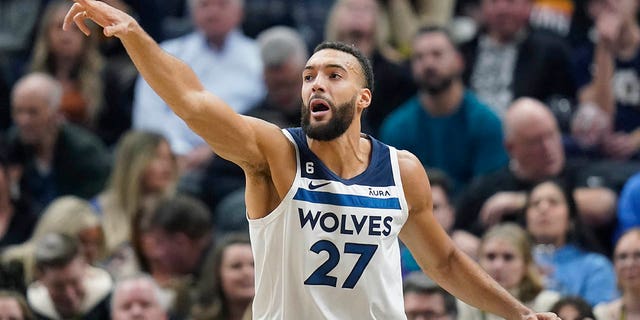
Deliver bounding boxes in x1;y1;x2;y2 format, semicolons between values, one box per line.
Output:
310;98;331;115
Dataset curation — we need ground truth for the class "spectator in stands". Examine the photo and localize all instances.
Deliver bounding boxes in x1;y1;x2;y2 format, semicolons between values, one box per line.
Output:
525;179;618;305
570;0;640;160
460;0;576;126
380;26;508;195
30;0;105;129
6;73;111;214
132;0;265;176
1;196;105;285
324;0;415;135
111;274;169;320
594;228;640;319
0;290;33;320
137;195;214;318
457;223;561;319
93;131;177;261
615;171;640;242
550;296;595;320
403;271;457;320
191;233;253;320
27;233;112;320
455;98;617;241
0;152;37;247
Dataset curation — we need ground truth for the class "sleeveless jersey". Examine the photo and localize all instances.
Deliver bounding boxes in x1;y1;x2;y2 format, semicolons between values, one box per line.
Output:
249;128;410;319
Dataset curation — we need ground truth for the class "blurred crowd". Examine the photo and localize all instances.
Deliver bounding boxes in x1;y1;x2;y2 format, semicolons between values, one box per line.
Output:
1;0;640;319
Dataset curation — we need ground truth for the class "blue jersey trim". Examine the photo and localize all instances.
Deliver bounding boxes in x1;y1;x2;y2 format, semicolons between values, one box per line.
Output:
285;127;395;187
293;188;401;210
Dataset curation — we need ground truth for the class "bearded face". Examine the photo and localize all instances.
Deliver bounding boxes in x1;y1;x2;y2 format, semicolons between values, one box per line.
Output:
301;95;356;141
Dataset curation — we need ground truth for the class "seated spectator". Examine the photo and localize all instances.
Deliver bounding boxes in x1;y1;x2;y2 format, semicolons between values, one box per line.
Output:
550;296;595;320
0;290;33;320
460;0;576;126
325;0;415;135
136;195;214;318
93;131;177;264
1;196;105;284
403;272;457;320
380;26;508;195
570;0;640;160
457;223;561;319
29;0;105;130
27;233;112;320
191;233;253;320
132;0;265;176
525;179;618;305
401;169;479;276
0;152;37;248
6;72;111;214
111;274;169;320
455;98;617;246
593;228;640;319
615;171;640;242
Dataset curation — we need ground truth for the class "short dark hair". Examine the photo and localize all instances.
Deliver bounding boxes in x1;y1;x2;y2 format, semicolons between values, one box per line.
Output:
427;168;452;197
34;233;80;271
403;272;457;316
313;41;374;93
550;296;594;319
413;25;459;50
148;195;212;240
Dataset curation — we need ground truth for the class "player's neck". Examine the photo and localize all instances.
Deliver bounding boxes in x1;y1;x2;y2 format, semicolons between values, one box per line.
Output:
307;127;371;180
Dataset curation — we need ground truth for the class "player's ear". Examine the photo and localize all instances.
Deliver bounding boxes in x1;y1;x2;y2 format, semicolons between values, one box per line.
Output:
358;88;372;110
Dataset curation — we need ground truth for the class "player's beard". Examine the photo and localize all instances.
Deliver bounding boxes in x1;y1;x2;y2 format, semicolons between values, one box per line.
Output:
301;95;356;141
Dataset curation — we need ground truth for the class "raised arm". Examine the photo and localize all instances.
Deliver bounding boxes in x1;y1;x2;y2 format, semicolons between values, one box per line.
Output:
397;151;558;320
63;0;285;169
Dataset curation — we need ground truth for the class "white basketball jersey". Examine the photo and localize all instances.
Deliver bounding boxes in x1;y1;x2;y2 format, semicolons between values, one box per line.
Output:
249;128;409;319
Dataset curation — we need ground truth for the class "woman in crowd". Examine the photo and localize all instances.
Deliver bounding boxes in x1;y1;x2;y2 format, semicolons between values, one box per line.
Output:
29;0;104;128
1;196;105;283
525;179;618;305
457;223;561;319
191;233;254;320
92;130;177;278
594;228;640;319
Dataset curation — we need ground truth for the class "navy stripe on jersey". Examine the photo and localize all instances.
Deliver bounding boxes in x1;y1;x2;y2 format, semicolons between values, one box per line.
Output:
286;128;394;187
293;188;401;209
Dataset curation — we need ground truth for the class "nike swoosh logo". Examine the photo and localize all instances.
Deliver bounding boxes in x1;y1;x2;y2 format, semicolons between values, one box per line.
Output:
308;181;331;190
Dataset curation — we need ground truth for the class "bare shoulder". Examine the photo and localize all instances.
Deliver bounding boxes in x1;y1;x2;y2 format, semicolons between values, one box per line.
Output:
242;115;297;187
396;150;429;185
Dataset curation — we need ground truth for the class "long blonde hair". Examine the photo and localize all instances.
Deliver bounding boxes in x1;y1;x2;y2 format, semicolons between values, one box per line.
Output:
100;131;177;252
29;0;104;126
480;223;544;303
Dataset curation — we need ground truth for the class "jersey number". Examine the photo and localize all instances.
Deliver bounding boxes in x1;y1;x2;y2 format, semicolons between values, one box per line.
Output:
304;240;378;289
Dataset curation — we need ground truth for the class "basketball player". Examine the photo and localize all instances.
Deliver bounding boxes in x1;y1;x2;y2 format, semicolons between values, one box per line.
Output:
63;1;561;319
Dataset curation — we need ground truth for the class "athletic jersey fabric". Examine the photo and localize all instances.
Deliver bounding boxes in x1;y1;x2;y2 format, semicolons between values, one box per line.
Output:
248;127;410;319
